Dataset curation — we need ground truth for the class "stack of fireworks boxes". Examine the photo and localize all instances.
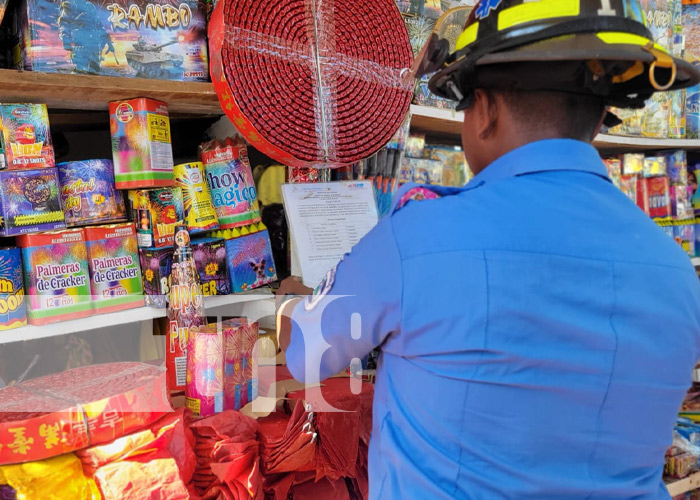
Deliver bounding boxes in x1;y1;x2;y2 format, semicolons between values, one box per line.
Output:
609;0;686;138
603;151;697;256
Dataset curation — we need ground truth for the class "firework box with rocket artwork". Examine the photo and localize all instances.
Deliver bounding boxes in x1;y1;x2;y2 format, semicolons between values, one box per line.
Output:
224;225;277;292
128;187;184;248
191;237;229;296
11;0;208;81
57;159;127;226
85;223;144;314
110;98;175;189
0;247;27;331
138;246;173;308
0;104;54;170
0;168;66;236
17;228;92;325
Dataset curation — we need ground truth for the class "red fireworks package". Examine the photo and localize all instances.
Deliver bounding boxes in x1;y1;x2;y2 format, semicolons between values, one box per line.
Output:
637;176;671;218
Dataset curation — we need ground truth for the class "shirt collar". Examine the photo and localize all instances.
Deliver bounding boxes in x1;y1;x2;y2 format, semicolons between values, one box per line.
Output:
470;139;610;185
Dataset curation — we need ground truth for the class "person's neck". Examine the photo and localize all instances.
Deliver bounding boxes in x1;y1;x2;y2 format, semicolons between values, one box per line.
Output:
471;131;588;176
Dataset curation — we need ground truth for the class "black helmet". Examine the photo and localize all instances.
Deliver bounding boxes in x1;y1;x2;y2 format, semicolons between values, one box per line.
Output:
408;0;700;113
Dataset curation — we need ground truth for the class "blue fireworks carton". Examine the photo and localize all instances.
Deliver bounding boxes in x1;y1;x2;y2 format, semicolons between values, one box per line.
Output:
224;223;276;293
11;0;208;81
0;168;66;236
0;247;27;331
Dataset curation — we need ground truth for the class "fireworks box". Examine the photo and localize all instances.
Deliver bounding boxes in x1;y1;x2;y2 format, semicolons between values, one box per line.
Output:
10;0;208;81
191;236;229;297
0;168;66;236
128;187;184;248
0;362;169;465
0;104;54;170
138;245;172;308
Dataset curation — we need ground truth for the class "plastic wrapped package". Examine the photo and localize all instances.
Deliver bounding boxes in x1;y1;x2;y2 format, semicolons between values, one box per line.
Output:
77;409;195;500
208;0;413;168
0;362;170;465
0;453;100;500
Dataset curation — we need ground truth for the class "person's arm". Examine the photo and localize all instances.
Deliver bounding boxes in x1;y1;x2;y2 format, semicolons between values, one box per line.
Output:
276;217;402;383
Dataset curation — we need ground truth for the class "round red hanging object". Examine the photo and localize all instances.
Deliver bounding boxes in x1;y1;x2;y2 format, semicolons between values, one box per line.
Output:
208;0;413;168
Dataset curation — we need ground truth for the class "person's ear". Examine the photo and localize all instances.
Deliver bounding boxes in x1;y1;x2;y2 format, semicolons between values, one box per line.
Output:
592;108;607;140
472;88;499;140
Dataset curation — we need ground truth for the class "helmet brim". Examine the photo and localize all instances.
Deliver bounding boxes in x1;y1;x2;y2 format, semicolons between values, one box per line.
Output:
430;32;700;102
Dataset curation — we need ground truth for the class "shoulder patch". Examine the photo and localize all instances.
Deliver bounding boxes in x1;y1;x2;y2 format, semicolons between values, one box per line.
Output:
394;187;441;212
304;265;337;312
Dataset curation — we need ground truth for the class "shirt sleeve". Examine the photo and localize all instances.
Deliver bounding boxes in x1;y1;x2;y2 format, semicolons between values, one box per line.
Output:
285;216;402;383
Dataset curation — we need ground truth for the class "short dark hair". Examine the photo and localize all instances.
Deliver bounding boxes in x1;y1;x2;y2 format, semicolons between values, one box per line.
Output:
491;89;606;142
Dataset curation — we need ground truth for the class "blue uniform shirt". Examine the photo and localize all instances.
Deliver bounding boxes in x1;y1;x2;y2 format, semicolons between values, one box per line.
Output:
286;139;700;499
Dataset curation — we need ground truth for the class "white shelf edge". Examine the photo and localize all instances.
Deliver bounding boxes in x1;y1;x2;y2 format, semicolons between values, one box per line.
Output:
0;291;273;344
410;104;463;123
692;257;700;267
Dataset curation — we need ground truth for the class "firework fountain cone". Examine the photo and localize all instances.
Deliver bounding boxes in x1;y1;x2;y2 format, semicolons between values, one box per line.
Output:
167;225;207;393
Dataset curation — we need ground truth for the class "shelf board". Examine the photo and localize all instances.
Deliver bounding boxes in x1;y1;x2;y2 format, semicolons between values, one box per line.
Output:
692;257;700;267
409;104;700;151
0;291;273;344
0;69;221;115
667;471;700;497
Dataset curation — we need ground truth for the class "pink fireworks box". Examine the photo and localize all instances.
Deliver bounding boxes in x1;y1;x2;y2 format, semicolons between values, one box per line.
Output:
222;319;258;411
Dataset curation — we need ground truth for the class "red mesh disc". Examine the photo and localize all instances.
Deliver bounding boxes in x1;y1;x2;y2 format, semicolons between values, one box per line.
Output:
209;0;413;168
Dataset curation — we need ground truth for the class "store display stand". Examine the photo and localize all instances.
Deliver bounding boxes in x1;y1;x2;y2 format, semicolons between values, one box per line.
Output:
667;471;700;497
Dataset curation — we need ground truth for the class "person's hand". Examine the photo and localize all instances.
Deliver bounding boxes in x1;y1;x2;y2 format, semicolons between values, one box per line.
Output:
275;276;313;308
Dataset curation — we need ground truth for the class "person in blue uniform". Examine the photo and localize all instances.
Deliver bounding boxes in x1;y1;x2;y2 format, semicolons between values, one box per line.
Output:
277;1;700;498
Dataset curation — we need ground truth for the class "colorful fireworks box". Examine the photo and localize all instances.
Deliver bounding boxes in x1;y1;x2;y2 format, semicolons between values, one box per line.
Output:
224;224;277;292
17;228;93;325
128;187;184;248
110;98;175;189
0;104;54;170
191;237;229;296
11;0;208;81
0;247;27;331
57;159;127;226
138;245;173;308
0;168;66;236
0;362;169;465
174;161;218;234
85;223;144;314
199;138;261;229
222;318;258;411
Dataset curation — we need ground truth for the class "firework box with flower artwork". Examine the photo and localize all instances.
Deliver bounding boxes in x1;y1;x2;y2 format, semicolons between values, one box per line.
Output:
84;223;144;314
222;318;258;411
199;139;261;229
128;187;184;248
17;228;92;325
191;237;229;296
138;246;173;308
0;168;65;236
0;104;54;170
0;248;27;331
224;224;276;292
57;159;127;226
186;324;223;418
110;98;175;189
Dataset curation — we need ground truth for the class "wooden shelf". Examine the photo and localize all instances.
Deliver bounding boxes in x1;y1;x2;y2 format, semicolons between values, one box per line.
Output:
409;104;700;151
0;69;221;115
0;291;273;344
667;471;700;497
